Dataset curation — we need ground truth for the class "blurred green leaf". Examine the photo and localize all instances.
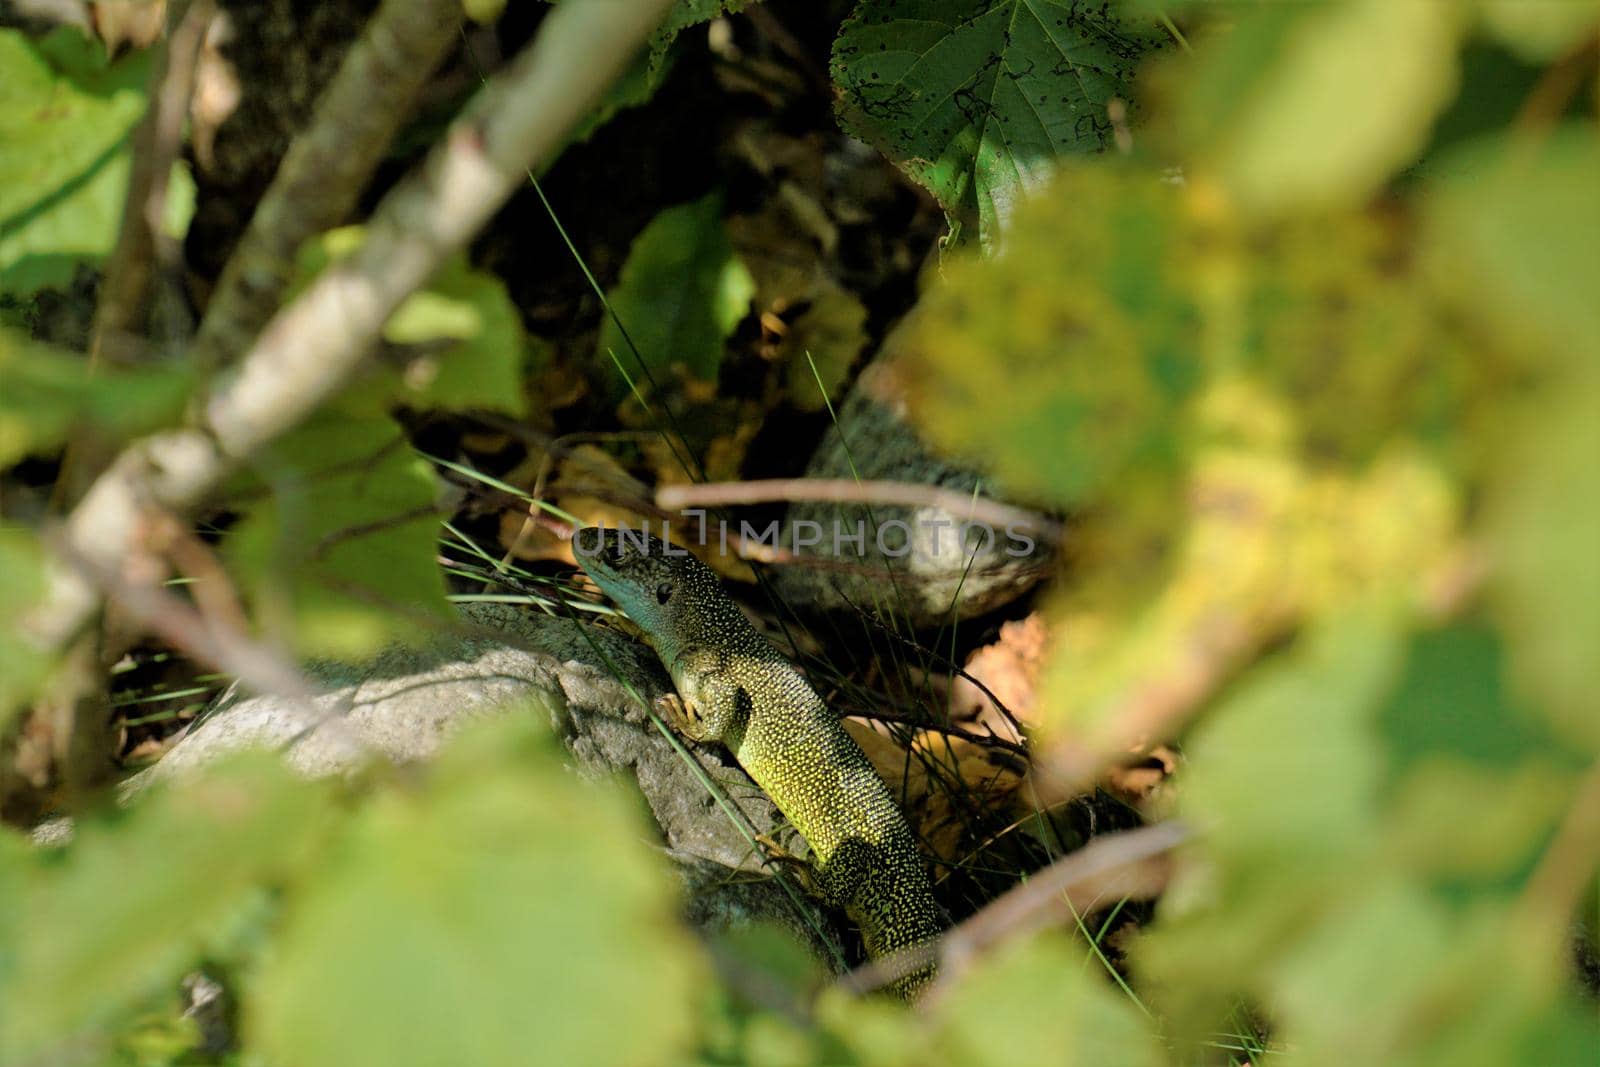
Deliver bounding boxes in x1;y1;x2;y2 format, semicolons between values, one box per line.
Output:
1476;0;1600;61
597;192;754;390
0;828;25;1058
1376;622;1580;776
785;283;868;412
831;0;1161;247
903;164;1192;510
0;525;49;725
1134;615;1403;1041
382;256;528;416
1183;613;1403;862
1;756;329;1063
1385;759;1570;884
0;27;148;295
298;232;530;416
162;160;195;242
1484;372;1600;753
251;715;704;1067
1426;126;1600;358
226;409;449;660
0;329;194;467
932;934;1165;1067
1167;0;1460;215
1266;880;1452;1067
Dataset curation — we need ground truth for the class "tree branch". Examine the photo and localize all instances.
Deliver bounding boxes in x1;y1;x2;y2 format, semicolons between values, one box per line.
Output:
657;478;1064;540
837;821;1187;998
25;0;679;655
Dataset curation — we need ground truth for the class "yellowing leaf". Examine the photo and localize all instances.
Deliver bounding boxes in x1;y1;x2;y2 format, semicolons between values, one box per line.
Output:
1171;0;1461;215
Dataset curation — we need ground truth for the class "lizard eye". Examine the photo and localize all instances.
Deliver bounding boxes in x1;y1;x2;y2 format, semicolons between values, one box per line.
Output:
655;582;673;604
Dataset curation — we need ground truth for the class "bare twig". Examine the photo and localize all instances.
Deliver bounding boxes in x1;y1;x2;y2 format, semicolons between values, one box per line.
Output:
657;478;1064;540
89;0;212;368
53;0;213;513
49;517;375;770
1038;615;1258;802
188;0;466;372
837;821;1188;999
25;0;679;656
48;533;322;710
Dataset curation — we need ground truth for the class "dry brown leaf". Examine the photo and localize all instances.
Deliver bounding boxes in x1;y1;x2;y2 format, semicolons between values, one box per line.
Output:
93;0;166;54
844;719;1025;866
951;613;1048;742
189;10;239;174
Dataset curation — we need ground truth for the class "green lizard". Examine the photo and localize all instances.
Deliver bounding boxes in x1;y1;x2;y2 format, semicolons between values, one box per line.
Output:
574;525;942;997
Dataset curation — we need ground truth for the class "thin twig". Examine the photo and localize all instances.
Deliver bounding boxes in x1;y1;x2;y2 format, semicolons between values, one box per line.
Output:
657;478;1064;540
25;0;679;656
837;821;1187;999
48;532;322;711
88;0;210;368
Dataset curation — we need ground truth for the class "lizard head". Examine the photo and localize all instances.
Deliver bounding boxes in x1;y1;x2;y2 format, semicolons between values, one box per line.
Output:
572;525;735;646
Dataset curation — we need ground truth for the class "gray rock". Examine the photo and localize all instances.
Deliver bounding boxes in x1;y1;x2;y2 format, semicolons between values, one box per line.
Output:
775;325;1056;627
133;603;840;961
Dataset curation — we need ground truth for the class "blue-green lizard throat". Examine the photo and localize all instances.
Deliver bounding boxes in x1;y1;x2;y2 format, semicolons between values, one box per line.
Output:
574;526;942;996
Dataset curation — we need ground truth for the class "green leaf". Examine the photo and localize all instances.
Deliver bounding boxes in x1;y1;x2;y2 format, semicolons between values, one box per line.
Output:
0;526;49;726
1169;0;1460;216
1134;616;1406;1041
163;160;196;241
251;715;704;1067
1426;126;1600;358
566;48;672;148
1476;0;1600;61
650;0;750;74
932;934;1165;1067
298;232;530;416
225;409;449;660
1376;623;1580;777
0;756;330;1062
382;256;529;416
784;283;869;412
0;328;195;467
903;164;1192;510
0;27;149;295
1484;372;1600;753
831;0;1162;247
1183;614;1404;863
596;192;754;391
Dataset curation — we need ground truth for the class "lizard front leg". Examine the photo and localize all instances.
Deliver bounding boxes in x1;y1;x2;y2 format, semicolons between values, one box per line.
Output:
664;646;754;745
